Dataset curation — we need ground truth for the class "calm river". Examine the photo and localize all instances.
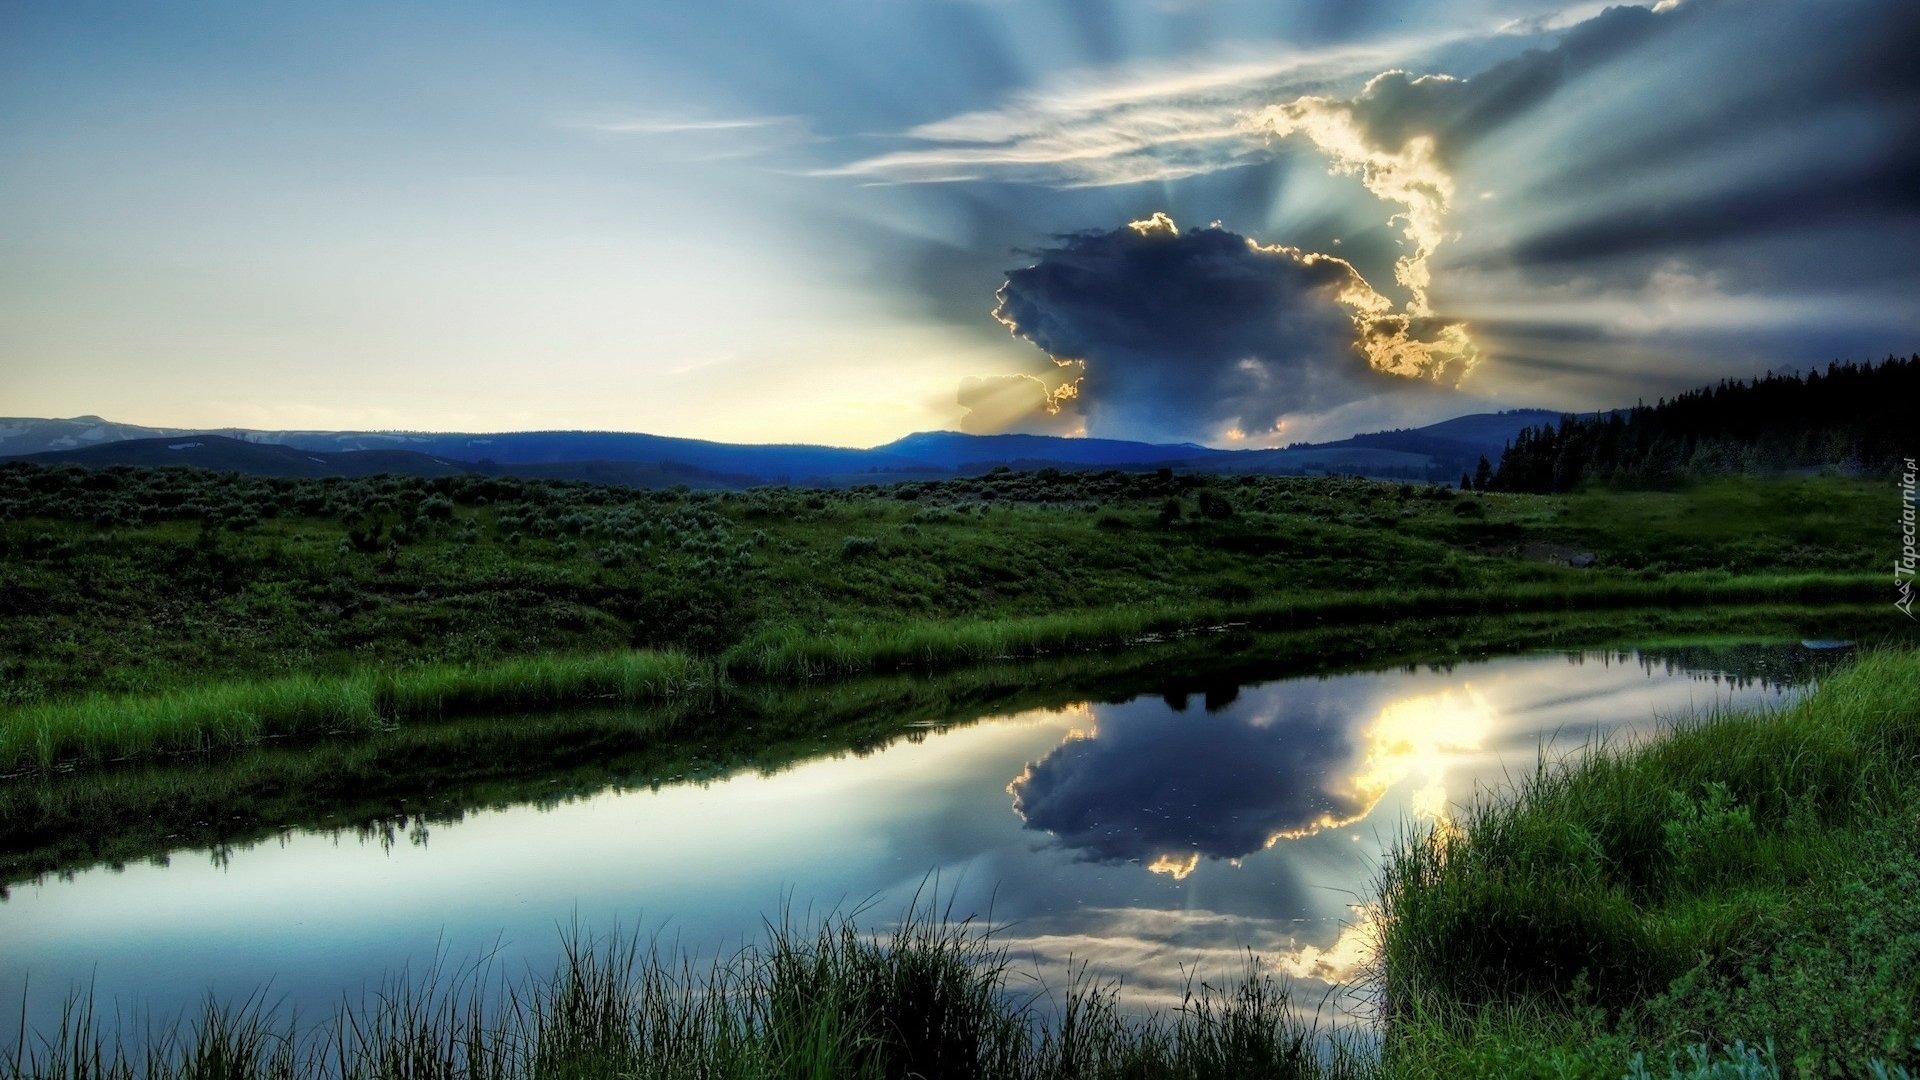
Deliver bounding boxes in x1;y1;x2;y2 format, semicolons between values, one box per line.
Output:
0;645;1830;1036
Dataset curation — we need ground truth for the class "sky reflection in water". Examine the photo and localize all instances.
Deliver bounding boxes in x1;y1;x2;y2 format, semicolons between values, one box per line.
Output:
0;649;1817;1032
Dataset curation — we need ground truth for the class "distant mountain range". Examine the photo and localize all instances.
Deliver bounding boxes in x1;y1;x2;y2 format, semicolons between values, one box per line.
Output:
0;410;1564;487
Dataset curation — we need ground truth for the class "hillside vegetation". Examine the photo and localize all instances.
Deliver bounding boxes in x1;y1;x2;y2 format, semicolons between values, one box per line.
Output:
0;461;1889;770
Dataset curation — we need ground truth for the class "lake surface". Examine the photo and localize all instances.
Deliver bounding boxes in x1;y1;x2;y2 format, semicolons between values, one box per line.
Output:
0;645;1830;1036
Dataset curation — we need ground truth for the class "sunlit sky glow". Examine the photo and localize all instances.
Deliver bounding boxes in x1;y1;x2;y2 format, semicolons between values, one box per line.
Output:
3;0;1915;446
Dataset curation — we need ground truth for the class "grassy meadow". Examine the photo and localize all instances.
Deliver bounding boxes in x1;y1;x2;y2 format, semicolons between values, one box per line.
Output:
0;462;1891;770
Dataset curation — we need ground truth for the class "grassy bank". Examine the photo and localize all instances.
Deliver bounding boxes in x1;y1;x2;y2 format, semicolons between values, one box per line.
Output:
0;650;707;771
1372;647;1920;1076
718;573;1877;680
4;903;1363;1080
0;582;1883;773
0;465;1888;705
2;462;1891;768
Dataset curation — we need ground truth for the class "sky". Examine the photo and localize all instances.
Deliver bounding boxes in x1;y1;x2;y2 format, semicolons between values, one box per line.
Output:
2;0;1916;447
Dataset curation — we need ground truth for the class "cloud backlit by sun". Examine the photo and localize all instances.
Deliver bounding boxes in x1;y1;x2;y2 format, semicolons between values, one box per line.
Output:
10;0;1915;443
971;214;1473;441
1253;77;1457;316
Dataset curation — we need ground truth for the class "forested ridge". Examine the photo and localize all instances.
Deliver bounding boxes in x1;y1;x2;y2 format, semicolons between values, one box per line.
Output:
1489;355;1917;492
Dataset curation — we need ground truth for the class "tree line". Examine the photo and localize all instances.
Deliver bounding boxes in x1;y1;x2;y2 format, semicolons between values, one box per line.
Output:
1482;355;1917;493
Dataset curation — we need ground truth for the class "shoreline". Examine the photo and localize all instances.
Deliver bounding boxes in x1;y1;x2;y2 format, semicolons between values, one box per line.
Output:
7;647;1913;1077
1;576;1883;773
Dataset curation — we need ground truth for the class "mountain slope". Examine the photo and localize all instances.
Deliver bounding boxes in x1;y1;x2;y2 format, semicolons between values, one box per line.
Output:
7;435;760;488
0;418;936;481
872;431;1218;469
11;436;476;479
1;408;1561;486
0;416;192;456
249;429;934;477
1167;410;1566;482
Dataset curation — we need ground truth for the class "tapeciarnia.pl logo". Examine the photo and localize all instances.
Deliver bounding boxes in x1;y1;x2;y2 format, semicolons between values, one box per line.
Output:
1898;456;1917;620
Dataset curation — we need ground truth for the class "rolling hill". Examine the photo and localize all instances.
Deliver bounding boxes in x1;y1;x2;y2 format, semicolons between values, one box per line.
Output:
1166;409;1564;482
1;410;1561;487
871;431;1217;470
4;435;763;488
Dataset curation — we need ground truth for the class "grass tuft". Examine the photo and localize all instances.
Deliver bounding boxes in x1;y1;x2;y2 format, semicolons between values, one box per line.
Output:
0;651;707;772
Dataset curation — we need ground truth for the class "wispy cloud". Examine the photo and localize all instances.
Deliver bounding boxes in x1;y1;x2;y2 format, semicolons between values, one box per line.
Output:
578;114;801;136
564;112;813;161
814;40;1418;187
813;1;1630;190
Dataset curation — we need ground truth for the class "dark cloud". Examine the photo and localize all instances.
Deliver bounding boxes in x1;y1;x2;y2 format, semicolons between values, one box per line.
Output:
985;214;1469;442
1511;146;1920;267
1008;690;1367;869
1324;4;1662;165
1480;0;1915;270
851;0;1920;428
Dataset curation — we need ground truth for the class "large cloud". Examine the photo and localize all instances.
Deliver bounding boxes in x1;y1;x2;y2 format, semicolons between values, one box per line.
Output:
1245;5;1678;321
845;0;1920;426
982;212;1474;443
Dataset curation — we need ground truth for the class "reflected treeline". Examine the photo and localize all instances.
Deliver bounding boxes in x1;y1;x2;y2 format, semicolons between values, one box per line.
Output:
0;609;1893;892
1158;685;1241;713
1558;641;1855;690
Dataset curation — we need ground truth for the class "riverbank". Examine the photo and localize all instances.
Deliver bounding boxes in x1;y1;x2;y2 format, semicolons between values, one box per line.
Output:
1373;646;1920;1076
4;463;1891;768
1;465;1887;700
1;612;1866;887
0;576;1885;773
9;649;1916;1077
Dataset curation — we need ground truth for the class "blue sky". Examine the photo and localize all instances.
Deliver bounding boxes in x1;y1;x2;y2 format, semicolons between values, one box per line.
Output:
3;0;1915;446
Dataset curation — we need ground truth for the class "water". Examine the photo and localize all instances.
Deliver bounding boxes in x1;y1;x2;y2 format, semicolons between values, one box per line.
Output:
0;645;1828;1034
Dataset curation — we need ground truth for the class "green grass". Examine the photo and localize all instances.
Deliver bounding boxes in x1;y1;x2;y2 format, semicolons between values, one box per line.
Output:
7;643;1918;1075
0;576;1883;773
718;573;1880;680
0;467;1890;704
1;464;1894;768
5;901;1365;1080
1371;648;1920;1077
0;651;707;771
4;461;1914;1075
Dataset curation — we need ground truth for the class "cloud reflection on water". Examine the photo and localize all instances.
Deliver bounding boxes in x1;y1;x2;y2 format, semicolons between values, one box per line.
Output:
1008;679;1495;876
989;902;1382;1014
